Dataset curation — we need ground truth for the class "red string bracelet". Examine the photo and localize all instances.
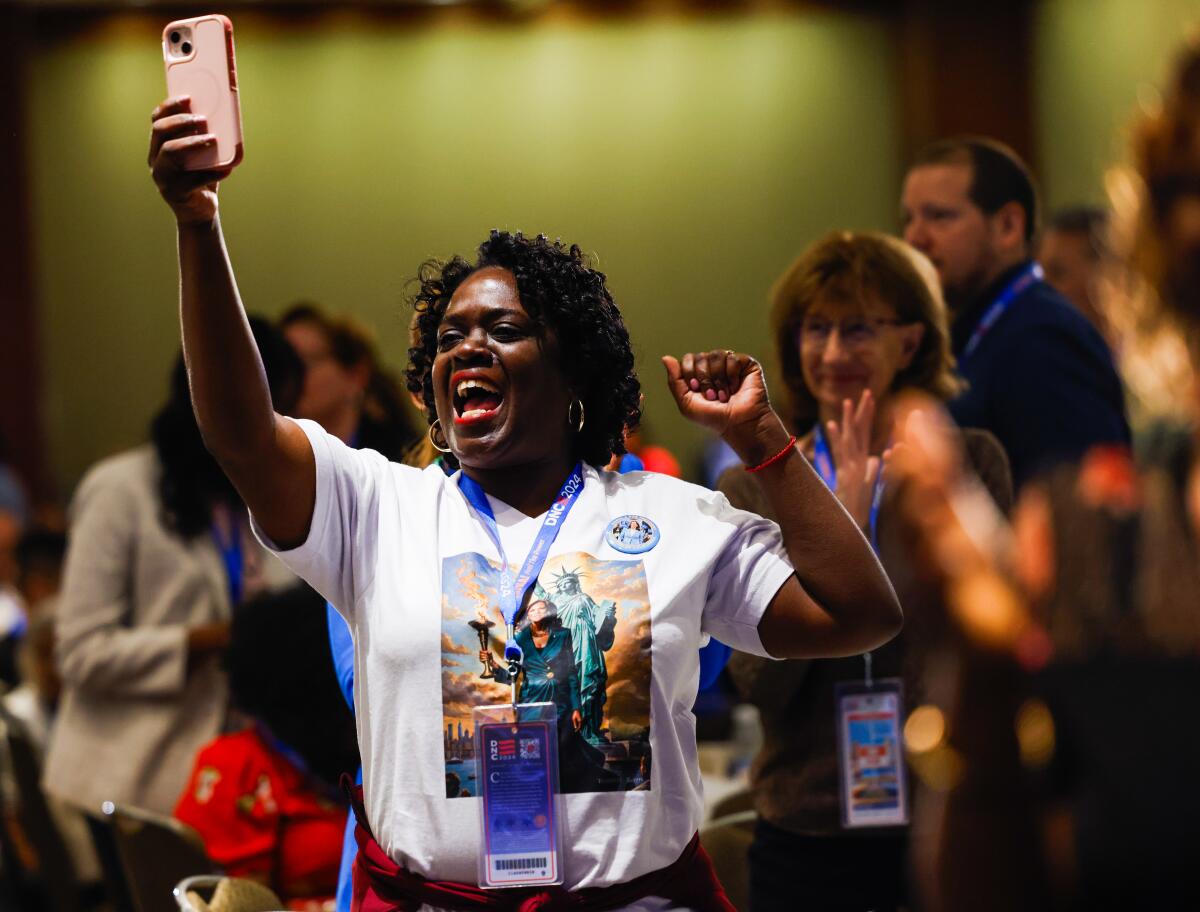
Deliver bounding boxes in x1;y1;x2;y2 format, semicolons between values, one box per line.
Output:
744;435;798;473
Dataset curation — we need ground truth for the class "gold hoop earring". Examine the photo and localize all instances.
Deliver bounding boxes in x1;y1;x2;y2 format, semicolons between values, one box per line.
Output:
429;420;452;454
568;399;585;433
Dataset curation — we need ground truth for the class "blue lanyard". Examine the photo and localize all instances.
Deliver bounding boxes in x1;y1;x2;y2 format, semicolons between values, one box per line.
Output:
458;465;585;673
811;425;884;553
256;722;310;775
254;722;341;800
960;262;1044;362
210;516;244;605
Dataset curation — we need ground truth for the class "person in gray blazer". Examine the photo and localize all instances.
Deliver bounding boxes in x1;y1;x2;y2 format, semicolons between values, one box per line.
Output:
43;318;303;816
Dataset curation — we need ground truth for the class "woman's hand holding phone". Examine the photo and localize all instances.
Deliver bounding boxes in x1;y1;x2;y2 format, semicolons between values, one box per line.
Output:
152;14;243;225
148;96;234;225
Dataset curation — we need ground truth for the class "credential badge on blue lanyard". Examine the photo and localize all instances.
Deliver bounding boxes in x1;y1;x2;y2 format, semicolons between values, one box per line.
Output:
960;262;1044;362
457;464;585;704
811;425;885;554
815;425;906;822
211;515;244;606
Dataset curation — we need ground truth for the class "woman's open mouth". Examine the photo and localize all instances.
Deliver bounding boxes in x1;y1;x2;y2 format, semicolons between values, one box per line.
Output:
452;375;505;425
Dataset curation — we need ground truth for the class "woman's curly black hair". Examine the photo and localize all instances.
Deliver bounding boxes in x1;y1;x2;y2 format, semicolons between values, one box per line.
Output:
405;231;641;468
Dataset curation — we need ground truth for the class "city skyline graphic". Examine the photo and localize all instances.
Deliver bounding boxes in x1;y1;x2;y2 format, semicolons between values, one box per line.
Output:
440;549;653;796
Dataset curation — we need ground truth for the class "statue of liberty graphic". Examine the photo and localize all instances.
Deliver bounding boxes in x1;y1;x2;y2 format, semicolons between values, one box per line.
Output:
536;567;617;747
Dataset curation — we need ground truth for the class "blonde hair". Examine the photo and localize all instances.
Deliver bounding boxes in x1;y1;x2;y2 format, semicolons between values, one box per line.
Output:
1102;36;1200;419
769;231;962;432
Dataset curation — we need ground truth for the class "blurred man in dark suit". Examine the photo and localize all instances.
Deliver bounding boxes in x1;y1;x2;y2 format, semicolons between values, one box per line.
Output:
901;137;1129;488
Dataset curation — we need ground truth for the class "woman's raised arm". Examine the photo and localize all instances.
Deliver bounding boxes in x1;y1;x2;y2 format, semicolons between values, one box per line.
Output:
149;96;314;548
664;350;902;659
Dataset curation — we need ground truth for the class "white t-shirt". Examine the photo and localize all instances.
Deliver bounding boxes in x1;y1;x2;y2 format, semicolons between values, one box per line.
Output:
252;419;793;890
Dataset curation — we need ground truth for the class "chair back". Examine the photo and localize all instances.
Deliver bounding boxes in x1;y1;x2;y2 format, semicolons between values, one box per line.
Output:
699;809;756;912
82;809;136;912
0;706;80;912
104;802;218;912
709;786;754;821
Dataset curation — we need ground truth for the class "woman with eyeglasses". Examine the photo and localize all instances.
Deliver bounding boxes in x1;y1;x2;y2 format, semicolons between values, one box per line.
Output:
718;231;1012;912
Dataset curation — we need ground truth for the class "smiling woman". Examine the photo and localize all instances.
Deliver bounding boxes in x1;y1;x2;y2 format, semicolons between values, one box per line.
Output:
770;231;962;446
718;232;1012;912
148;93;900;909
405;232;641;514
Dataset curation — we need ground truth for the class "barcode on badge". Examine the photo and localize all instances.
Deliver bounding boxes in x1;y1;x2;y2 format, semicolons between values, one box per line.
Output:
487;851;556;885
495;856;548;872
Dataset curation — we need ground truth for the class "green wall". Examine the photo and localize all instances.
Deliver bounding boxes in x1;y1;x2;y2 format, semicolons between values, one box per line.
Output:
29;8;901;492
1034;0;1200;210
32;1;1200;493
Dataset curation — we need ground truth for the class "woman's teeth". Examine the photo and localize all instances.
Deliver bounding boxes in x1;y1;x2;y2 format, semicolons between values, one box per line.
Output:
456;378;499;398
454;378;503;421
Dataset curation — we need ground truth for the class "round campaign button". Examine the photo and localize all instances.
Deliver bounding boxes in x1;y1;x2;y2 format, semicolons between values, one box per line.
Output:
606;514;660;554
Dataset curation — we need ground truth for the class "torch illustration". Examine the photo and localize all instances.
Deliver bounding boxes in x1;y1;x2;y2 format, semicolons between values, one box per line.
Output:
467;617;497;679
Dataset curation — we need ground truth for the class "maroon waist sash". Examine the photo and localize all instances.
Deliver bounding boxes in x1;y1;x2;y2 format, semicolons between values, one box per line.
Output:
343;776;735;912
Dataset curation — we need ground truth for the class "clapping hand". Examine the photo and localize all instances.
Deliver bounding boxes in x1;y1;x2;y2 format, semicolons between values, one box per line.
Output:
823;390;889;529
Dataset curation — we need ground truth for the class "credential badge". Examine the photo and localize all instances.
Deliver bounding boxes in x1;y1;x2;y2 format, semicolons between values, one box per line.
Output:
606;514;660;554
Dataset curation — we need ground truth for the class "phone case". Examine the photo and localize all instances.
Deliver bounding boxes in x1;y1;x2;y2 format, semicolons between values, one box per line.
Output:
162;14;243;171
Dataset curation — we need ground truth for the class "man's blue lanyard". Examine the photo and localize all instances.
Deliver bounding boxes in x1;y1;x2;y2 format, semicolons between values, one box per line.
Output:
812;425;884;553
211;516;244;606
960;262;1044;362
458;464;585;701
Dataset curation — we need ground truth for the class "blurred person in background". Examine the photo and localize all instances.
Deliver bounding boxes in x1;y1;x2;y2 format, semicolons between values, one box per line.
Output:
42;319;302;816
0;534;102;891
175;583;356;909
885;41;1200;910
1;515;64;705
3;529;67;738
701;437;741;489
622;425;680;477
902;137;1129;490
0;432;30;533
0;514;26;691
0;437;34;685
1039;206;1113;337
720;232;1011;912
2;531;68;784
5;626;103;888
1042;206;1179;434
3;615;58;760
280;303;419;460
14;528;66;619
0;614;104;901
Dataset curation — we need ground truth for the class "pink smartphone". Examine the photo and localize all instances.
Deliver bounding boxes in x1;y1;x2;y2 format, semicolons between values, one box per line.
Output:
162;14;243;171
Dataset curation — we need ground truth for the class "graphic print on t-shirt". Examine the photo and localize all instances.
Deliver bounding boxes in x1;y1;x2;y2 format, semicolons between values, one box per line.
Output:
440;550;652;797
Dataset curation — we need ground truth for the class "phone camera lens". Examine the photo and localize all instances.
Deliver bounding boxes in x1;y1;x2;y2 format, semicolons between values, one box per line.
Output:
170;31;180;43
181;41;192;54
